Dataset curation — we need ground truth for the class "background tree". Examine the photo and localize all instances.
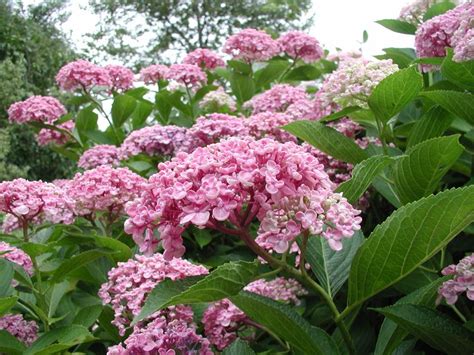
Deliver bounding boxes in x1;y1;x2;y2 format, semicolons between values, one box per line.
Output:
87;0;313;67
0;0;76;181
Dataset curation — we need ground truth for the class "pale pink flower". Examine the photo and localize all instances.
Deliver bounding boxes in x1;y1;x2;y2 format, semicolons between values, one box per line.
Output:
8;96;66;125
278;31;324;63
199;87;237;112
78;144;121;169
245;112;296;142
0;241;33;275
56;59;111;91
223;28;281;62
36;121;74;146
183;48;225;70
139;64;169;84
165;64;207;89
245;84;308;114
438;254;474;305
105;64;135;92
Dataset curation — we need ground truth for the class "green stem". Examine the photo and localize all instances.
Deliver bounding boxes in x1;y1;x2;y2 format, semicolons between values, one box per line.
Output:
451;305;467;323
278;57;298;83
185;86;195;120
374;115;388;155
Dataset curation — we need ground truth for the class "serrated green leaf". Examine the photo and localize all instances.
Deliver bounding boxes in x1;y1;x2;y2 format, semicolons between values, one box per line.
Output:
337;155;395;204
132;99;154;128
230;292;340;355
285;64;321;81
0;296;18;317
368;66;423;123
134;261;258;325
254;60;290;88
407;106;454;148
420;90;474;124
0;330;26;354
75;107;98;142
230;72;255;103
93;236;132;262
111;94;137;127
393;135;463;204
374;304;474;354
73;304;103;328
375;48;416;69
376;19;417;35
319;106;362;123
0;259;14;297
228;60;252;75
283;120;368;164
348;186;474;307
303;231;364;297
223;338;255;355
441;50;474;91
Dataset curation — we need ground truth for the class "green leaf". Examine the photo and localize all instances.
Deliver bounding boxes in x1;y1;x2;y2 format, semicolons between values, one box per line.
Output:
0;330;26;355
336;155;394;204
125;87;149;99
420;90;474;124
254;60;290;88
223;338;256;355
93;236;132;261
230;72;255;103
407;106;454;148
0;259;14;297
375;48;416;69
368;66;423;123
283;120;368;164
374;278;446;355
376;19;417;35
134;261;258;325
0;296;18;317
50;249;115;283
363;30;369;43
83;129;115;145
374;304;474;354
393;135;463;204
155;91;174;122
227;60;252;75
441;50;474;91
132;99;154;128
348;186;474;307
304;231;364;297
230;292;340;355
423;1;456;21
319;106;362;123
111;94;137;127
73;304;103;328
47;281;70;318
285;65;321;81
75;107;98;141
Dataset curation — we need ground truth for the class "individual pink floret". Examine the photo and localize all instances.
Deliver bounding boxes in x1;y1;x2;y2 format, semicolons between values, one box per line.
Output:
78;144;121;170
183;48;225;70
8;96;66;125
223;28;281;62
56;59;112;91
278;31;324;63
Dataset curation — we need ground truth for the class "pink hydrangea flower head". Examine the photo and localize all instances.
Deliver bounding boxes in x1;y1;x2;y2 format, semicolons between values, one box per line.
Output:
56;59;112;91
105;64;135;92
99;253;208;335
36;120;74;146
278;31;324;63
120;125;189;159
285;98;319;121
245;112;296;142
0;179;75;232
223;28;281;62
199;87;237;112
183;48;225;70
244;84;308;114
165;64;207;89
66;166;147;217
125;137;361;259
0;314;38;345
0;241;33;275
438;253;474;305
415;2;473;70
319;58;399;108
8;96;66;125
326;50;363;64
452;6;474;62
78;144;121;170
139;64;169;84
399;0;436;25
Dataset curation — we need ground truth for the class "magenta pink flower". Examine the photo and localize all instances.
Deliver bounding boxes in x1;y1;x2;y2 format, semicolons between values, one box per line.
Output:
165;64;207;89
99;253;208;335
223;28;281;62
36;120;74;146
438;254;474;305
139;64;169;84
120;125;189;159
125;138;361;259
56;59;112;91
0;314;38;346
8;96;66;125
66;166;147;218
105;64;135;92
278;31;324;63
245;84;308;114
78;144;121;170
0;179;75;232
245;112;296;142
0;241;33;275
183;48;225;70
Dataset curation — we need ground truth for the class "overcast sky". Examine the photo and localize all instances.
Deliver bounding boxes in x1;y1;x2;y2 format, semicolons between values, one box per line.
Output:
24;0;415;62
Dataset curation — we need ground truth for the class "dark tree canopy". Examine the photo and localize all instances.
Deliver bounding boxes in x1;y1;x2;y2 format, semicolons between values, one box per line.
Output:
87;0;313;67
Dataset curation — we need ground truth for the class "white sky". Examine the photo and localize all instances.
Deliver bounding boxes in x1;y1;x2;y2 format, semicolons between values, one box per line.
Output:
24;0;415;62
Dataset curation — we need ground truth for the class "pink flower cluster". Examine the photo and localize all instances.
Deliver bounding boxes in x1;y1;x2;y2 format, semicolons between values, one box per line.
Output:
415;3;473;69
399;0;435;25
78;144;121;169
120;125;189;159
278;31;324;63
65;166;146;217
0;179;75;232
56;59;112;91
98;253;208;335
285;98;319;121
245;112;296;142
125;138;361;259
105;64;135;92
245;84;308;114
8;96;66;125
139;64;169;84
452;5;474;62
0;241;33;275
36;121;74;146
165;64;207;89
0;314;38;346
199;87;237;112
223;28;281;62
203;277;306;350
319;58;399;108
438;254;474;305
326;50;363;65
183;48;225;70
